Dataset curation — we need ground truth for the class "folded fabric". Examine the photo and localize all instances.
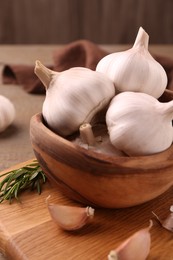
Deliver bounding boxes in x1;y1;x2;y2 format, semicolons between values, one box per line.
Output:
2;40;173;94
2;40;107;94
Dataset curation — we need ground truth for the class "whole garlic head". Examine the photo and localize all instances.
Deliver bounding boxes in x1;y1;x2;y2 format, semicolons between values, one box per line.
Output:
0;95;15;133
106;92;173;156
34;60;115;136
96;27;167;99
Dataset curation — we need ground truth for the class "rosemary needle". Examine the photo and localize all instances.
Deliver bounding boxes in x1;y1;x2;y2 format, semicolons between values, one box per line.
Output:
0;160;46;203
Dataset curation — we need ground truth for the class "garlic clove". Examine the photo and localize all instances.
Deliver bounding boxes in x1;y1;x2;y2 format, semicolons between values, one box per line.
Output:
46;197;95;231
107;221;153;260
96;27;167;99
34;60;115;136
106;91;173;156
0;95;15;133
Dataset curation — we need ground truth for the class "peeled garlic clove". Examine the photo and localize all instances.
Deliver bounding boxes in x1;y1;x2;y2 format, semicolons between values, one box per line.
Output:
34;60;115;136
106;91;173;156
96;27;167;99
108;221;152;260
0;95;15;133
46;199;95;231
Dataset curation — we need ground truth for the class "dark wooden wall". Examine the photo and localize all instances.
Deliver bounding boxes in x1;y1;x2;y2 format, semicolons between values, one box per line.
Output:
0;0;172;44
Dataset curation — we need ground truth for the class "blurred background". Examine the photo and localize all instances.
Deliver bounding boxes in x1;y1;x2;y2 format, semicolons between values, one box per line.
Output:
0;0;172;45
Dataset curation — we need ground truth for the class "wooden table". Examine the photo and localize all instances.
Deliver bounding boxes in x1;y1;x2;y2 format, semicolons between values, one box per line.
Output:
0;45;173;260
0;160;173;260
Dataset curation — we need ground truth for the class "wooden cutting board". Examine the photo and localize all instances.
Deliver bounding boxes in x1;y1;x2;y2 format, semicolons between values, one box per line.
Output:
0;159;173;260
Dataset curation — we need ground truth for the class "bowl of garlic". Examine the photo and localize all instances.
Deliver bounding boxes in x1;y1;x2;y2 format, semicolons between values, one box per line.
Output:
30;27;173;208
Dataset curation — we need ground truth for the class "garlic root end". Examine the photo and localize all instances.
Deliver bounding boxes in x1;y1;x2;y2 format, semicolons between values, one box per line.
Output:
86;206;95;218
46;201;95;231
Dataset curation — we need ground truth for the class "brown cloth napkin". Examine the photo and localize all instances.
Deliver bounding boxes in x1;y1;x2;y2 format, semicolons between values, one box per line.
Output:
2;39;173;94
2;40;107;94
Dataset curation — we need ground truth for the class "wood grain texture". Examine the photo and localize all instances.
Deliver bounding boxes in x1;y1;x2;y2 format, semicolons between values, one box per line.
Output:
0;44;173;259
0;160;173;259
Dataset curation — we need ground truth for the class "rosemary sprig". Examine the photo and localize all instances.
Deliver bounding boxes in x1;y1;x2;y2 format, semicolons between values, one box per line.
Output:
0;160;46;203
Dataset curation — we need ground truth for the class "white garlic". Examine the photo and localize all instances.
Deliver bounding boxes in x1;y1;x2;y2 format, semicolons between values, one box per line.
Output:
96;27;167;99
34;60;115;136
0;95;15;133
106;91;173;156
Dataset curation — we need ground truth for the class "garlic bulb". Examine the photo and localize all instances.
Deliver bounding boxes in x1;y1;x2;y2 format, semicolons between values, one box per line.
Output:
34;60;115;136
106;91;173;156
0;95;15;133
96;27;167;99
46;197;95;231
108;221;152;260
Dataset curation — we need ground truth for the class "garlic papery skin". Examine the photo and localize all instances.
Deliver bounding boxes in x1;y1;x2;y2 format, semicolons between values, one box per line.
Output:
152;208;173;232
46;199;95;231
34;60;115;136
96;27;167;99
106;91;173;156
0;95;15;133
107;221;152;260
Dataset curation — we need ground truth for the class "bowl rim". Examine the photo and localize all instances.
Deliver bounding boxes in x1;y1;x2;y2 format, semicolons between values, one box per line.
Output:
30;113;173;170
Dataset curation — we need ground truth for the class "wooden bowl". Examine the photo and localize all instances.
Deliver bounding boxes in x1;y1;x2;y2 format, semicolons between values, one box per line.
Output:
30;107;173;208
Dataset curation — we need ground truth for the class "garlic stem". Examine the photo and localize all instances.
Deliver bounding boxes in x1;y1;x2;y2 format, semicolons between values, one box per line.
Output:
133;27;149;49
34;60;55;89
79;123;96;146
